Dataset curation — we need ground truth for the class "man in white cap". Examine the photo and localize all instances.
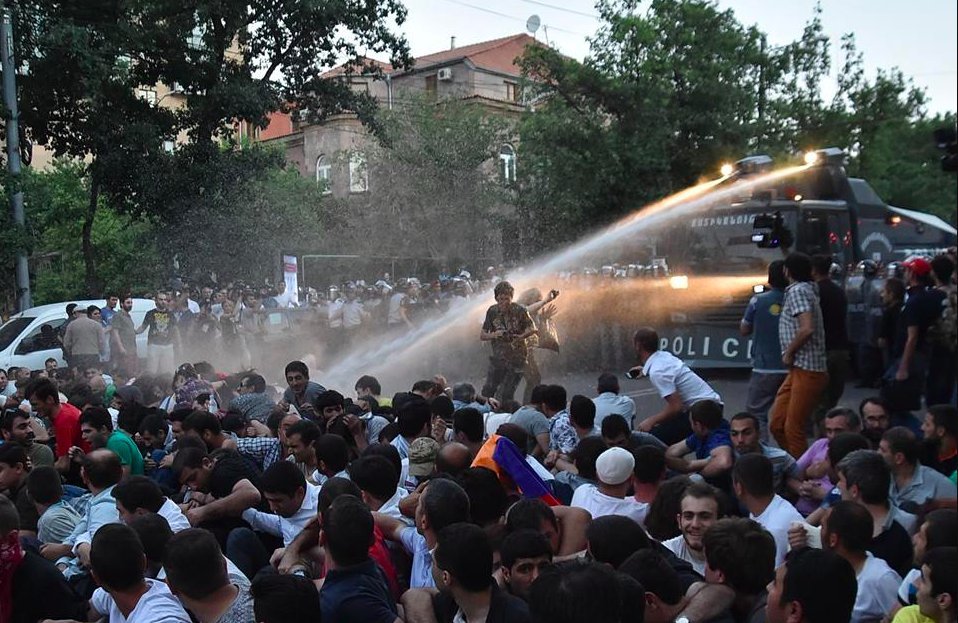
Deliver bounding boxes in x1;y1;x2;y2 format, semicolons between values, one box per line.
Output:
570;447;648;525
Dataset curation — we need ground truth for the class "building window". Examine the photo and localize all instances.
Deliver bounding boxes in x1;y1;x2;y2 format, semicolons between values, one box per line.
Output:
349;152;368;193
505;81;520;102
138;89;157;105
316;155;332;194
187;22;205;50
499;144;517;184
350;79;370;94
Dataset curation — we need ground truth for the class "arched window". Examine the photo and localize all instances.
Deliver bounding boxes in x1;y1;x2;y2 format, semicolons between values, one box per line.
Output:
349;152;368;193
499;144;516;184
316;155;332;194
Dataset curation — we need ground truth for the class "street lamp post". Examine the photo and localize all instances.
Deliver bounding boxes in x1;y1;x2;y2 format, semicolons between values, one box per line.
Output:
2;7;32;311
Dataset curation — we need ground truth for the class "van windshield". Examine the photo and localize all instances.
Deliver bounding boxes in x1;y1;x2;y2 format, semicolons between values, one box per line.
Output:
0;318;34;352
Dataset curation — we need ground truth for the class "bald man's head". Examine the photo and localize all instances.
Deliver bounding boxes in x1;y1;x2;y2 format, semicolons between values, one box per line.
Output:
83;449;123;490
436;442;473;476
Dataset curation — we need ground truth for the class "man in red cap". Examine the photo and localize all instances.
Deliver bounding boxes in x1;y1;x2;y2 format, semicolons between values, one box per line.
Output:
885;256;945;412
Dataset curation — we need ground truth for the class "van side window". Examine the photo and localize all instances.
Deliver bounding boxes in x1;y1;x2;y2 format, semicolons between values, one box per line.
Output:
15;319;67;355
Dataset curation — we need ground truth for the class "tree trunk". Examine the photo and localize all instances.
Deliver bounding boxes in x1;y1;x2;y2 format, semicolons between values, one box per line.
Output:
82;179;100;297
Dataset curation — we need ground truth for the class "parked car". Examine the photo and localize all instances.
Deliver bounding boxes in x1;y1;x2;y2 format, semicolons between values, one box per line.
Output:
0;299;156;371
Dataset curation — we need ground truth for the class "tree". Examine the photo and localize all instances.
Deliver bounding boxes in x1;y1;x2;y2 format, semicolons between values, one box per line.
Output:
10;0;411;296
17;161;163;304
147;144;344;284
516;0;771;253
862;113;958;222
344;94;516;264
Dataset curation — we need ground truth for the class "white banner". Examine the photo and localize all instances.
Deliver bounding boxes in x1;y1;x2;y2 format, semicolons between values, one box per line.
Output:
283;255;299;306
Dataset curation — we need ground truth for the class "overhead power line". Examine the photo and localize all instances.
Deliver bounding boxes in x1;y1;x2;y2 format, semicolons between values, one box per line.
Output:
437;0;589;36
518;0;600;20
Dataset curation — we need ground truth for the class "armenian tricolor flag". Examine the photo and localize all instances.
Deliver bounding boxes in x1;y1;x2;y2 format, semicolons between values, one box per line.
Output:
471;434;561;506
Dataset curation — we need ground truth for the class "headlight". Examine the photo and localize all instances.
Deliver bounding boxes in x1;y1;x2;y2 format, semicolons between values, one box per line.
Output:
804;151;819;165
669;275;689;290
720;163;734;177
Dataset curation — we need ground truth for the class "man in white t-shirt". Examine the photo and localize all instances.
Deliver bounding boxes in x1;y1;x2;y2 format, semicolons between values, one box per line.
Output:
629;327;722;445
571;447;648;525
271;281;297;308
662;482;724;576
592;372;636;429
733;453;802;567
822;500;902;622
114;476;191;533
88;523;191;623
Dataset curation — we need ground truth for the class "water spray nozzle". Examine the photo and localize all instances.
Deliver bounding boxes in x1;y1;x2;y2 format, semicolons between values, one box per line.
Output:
805;147;847;168
734;154;774;176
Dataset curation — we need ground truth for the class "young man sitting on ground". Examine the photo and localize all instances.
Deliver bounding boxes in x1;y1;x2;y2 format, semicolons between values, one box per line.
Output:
665;400;734;489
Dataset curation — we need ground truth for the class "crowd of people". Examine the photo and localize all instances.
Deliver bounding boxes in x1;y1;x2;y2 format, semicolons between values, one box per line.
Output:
0;248;955;623
51;270;502;376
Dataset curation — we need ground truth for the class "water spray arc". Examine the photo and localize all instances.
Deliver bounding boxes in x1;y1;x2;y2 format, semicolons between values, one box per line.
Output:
319;164;811;389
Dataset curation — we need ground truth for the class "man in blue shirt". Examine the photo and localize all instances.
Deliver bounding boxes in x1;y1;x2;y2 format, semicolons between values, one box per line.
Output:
373;478;471;589
741;260;788;442
665;400;734;491
320;495;401;623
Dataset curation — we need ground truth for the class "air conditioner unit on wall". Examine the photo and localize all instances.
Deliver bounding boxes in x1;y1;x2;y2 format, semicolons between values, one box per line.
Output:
437;68;453;81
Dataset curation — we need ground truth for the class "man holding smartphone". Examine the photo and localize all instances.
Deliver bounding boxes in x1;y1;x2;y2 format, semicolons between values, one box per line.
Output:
479;281;537;403
628;326;723;445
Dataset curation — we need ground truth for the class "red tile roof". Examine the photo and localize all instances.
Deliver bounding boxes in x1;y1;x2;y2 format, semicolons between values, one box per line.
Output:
259;110;294;140
262;34;539;139
320;33;539;79
321;57;393;79
413;33;537;76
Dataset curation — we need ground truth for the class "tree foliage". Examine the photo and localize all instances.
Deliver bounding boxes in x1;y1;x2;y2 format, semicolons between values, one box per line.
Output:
16;161;163;303
2;153;341;306
345;94;516;263
149;145;343;284
7;0;411;296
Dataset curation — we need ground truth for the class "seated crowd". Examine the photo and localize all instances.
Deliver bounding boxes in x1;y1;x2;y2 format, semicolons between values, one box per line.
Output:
0;354;956;623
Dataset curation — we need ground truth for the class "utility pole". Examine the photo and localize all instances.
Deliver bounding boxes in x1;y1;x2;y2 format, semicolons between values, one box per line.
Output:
1;5;31;311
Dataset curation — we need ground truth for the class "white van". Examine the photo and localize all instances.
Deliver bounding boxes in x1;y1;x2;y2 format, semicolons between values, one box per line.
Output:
0;299;156;371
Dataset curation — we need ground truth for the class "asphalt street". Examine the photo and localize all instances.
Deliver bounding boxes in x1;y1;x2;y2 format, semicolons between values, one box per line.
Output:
540;369;878;426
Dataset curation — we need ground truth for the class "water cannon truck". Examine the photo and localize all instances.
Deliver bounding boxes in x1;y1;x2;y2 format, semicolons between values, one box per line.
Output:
647;147;956;367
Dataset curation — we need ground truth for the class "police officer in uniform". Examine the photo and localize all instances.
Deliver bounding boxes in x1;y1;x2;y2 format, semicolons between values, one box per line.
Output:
861;261;884;387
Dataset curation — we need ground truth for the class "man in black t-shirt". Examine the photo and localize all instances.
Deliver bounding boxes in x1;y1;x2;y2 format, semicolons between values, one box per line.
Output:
136;291;180;375
1;496;88;623
835;449;914;576
171;447;263;546
429;523;531;623
922;405;958;479
0;444;40;536
885;258;945;411
812;255;849;423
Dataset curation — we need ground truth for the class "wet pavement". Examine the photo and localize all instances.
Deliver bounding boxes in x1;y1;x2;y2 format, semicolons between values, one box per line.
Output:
525;369;879;425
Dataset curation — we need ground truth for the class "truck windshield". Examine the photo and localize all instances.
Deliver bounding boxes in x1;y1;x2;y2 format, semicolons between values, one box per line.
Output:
658;208;797;274
0;318;34;352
